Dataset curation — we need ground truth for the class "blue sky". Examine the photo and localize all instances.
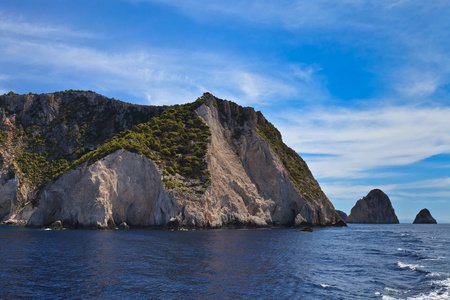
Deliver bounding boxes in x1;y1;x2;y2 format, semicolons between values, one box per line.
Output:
1;0;449;222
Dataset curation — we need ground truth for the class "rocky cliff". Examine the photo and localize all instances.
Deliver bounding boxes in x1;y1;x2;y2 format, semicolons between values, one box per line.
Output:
413;209;437;224
346;189;399;224
336;210;347;222
1;91;345;228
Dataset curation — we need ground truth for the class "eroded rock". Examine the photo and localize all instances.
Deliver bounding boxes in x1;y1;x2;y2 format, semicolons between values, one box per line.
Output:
49;220;63;230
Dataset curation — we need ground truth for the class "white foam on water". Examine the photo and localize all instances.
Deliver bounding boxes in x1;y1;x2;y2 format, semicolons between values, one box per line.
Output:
423;256;446;261
398;261;424;271
408;278;450;300
385;287;401;294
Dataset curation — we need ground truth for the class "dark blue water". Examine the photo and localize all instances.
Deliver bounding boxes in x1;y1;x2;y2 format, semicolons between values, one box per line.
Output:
0;224;449;299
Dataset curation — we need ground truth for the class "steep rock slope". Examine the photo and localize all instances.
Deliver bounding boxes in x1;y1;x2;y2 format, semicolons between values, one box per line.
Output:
413;209;437;224
346;189;399;224
196;96;343;227
1;91;344;228
336;210;347;222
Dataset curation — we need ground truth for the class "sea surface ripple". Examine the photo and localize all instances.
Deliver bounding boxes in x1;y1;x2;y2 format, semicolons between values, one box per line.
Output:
0;224;449;299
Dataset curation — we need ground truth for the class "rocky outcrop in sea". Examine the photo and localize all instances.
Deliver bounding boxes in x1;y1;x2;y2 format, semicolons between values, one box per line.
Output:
0;91;345;229
413;209;437;224
346;189;399;224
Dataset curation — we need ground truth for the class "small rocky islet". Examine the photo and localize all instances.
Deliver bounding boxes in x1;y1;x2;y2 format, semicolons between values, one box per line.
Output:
346;189;399;224
413;208;437;224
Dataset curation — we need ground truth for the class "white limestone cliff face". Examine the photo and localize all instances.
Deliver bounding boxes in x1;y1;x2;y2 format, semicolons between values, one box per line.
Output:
0;176;19;222
27;149;179;228
195;100;342;227
0;174;32;223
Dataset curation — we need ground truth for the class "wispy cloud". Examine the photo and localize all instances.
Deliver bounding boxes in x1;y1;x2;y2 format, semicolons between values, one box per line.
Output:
0;12;95;40
142;0;450;105
322;178;450;201
0;18;325;106
141;1;449;34
274;105;450;179
139;0;377;30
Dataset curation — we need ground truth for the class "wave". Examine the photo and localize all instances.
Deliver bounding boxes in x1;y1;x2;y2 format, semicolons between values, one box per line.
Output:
423;256;446;261
396;248;413;255
382;295;400;300
314;282;341;291
396;261;437;277
408;278;450;300
397;261;425;272
385;287;403;294
395;248;424;259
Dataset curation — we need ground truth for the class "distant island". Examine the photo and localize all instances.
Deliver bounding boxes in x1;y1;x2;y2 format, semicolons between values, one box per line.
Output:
413;209;437;224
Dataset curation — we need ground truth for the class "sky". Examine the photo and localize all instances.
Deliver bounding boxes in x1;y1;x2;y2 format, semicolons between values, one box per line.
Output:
1;0;449;222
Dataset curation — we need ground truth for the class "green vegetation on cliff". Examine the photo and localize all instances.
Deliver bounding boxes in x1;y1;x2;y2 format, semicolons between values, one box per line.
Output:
73;97;210;179
255;113;321;199
9;93;210;201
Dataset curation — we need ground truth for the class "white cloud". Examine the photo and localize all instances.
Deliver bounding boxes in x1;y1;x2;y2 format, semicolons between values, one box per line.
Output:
320;182;388;203
0;12;95;40
397;178;450;190
394;70;440;99
274;105;450;179
141;1;449;33
0;25;325;106
142;1;450;105
139;0;369;30
322;178;450;202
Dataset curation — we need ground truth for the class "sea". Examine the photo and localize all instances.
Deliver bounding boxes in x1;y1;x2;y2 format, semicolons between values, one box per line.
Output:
0;224;449;299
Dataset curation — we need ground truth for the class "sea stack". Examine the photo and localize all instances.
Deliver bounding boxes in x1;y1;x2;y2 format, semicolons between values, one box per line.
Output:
413;209;437;224
346;189;399;224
